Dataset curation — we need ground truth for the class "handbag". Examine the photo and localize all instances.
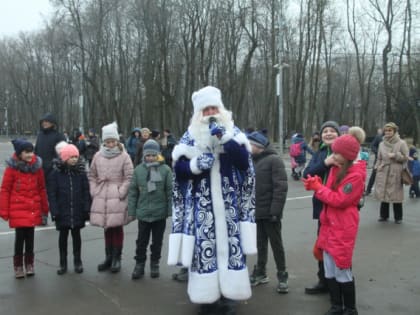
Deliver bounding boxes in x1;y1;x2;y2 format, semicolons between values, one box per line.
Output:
401;167;413;185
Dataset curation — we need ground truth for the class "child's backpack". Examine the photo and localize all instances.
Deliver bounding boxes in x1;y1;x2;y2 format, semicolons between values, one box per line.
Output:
290;142;302;158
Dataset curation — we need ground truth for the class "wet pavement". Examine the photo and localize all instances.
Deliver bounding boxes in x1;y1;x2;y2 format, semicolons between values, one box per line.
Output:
0;141;419;314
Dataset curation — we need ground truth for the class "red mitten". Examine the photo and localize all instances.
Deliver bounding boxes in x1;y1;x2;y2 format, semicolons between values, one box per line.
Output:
303;175;323;191
313;243;323;261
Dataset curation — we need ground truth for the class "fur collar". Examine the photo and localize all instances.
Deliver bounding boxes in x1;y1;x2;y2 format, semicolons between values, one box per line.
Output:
6;155;43;173
52;158;86;175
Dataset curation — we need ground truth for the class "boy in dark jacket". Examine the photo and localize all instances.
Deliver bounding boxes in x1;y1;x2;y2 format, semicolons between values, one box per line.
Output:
47;144;91;275
128;139;172;280
0;139;49;278
247;131;289;293
408;147;420;198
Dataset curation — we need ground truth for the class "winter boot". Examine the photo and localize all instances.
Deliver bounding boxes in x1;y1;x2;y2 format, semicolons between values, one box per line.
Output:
150;261;160;278
131;261;145;280
341;280;358;315
324;278;343;315
277;271;289;294
73;251;83;274
57;250;67;275
24;253;35;277
249;265;269;286
97;247;112;272
110;247;122;273
13;255;25;279
172;267;188;282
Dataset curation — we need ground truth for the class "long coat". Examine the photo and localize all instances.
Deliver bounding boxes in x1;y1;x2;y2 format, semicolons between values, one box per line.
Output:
167;127;256;304
0;155;49;228
316;160;366;269
88;147;133;228
374;134;408;203
47;159;91;230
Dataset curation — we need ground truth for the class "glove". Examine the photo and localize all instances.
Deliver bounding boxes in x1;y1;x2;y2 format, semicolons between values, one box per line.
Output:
196;153;215;171
41;214;48;226
84;212;90;221
270;215;279;223
313;243;323;261
210;125;225;138
302;175;323;191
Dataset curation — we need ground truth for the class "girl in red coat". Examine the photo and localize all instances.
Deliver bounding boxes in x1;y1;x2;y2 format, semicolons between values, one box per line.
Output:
0;139;49;278
303;132;367;315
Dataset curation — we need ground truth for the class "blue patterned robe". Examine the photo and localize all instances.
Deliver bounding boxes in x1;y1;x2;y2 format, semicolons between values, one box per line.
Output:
167;126;256;303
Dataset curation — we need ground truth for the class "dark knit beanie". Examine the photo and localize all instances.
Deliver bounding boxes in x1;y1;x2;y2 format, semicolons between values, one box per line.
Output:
12;138;34;156
248;131;269;148
320;121;340;135
143;139;161;156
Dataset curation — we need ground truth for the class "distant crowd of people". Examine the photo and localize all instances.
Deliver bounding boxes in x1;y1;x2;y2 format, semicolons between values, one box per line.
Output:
0;86;418;315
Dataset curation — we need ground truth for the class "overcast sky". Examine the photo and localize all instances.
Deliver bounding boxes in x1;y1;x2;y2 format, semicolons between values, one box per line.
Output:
0;0;53;37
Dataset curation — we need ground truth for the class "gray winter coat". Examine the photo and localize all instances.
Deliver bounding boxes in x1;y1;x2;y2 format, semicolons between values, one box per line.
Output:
252;146;288;219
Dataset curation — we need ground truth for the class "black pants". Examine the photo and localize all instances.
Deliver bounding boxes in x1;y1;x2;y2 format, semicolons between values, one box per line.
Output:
15;227;35;256
409;176;420;197
380;202;403;221
59;228;81;255
256;219;286;273
135;219;166;263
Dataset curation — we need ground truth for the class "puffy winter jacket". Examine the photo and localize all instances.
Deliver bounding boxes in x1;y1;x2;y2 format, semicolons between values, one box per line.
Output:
315;160;366;269
0;154;49;228
47;159;91;230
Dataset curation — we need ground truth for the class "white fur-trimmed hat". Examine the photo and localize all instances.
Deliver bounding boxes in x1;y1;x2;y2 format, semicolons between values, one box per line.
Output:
102;122;119;141
191;86;224;114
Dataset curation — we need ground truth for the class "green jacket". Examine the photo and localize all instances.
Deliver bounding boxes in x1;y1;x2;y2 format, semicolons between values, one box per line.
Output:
128;162;172;222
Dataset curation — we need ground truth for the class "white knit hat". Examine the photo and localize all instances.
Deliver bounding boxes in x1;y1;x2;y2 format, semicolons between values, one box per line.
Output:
191;86;224;114
102;122;119;141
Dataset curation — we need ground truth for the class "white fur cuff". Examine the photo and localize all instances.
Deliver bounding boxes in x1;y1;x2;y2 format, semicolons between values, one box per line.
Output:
219;268;252;301
182;234;196;267
240;222;257;255
167;233;182;265
188;271;221;303
189;156;202;175
220;130;234;144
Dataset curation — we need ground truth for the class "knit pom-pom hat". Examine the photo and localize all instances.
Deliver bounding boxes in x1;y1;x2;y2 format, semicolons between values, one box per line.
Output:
60;144;80;161
331;134;360;161
12;138;34;156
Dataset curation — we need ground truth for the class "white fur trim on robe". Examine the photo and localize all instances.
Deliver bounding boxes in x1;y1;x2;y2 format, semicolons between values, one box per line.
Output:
239;221;257;255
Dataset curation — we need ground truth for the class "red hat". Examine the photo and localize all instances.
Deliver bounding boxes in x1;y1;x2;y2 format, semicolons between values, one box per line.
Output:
60;144;80;161
331;134;360;161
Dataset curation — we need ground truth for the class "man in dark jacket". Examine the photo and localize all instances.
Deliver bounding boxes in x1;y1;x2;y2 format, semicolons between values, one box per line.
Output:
247;131;289;294
34;113;66;225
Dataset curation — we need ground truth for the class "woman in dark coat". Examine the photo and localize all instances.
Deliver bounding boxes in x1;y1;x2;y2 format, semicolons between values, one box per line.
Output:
47;144;91;275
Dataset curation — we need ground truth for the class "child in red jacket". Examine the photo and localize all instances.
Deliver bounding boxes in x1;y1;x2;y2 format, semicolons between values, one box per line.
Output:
303;131;367;315
0;139;49;278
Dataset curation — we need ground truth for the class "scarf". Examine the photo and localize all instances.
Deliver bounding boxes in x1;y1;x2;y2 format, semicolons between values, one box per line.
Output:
100;145;122;158
145;161;162;192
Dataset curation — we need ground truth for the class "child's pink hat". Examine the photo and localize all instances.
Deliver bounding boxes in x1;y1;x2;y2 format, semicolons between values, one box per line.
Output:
60;144;79;161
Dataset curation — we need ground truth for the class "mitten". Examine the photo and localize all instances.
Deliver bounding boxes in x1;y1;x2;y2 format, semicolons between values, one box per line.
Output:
197;153;215;170
303;175;323;191
313;243;323;261
210;125;226;138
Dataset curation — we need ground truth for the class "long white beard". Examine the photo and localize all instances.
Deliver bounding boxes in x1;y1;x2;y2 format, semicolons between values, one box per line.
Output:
189;110;234;152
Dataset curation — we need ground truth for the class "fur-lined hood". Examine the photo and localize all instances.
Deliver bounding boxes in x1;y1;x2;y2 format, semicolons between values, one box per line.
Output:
5;154;43;173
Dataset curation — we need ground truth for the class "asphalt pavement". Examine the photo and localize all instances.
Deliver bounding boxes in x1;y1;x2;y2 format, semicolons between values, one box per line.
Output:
0;142;419;315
